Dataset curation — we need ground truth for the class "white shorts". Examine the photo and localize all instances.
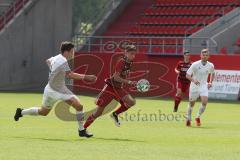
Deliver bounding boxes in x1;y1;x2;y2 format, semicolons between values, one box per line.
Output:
42;84;77;109
189;84;208;101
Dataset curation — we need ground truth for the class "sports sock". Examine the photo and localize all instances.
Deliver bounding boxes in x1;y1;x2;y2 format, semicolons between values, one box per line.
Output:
174;96;182;108
187;105;193;121
21;107;39;116
114;104;129;115
83;114;95;129
76;111;84;131
197;104;206;118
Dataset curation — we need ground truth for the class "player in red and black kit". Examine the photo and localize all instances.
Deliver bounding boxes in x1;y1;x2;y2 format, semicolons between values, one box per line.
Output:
173;50;192;112
83;45;137;137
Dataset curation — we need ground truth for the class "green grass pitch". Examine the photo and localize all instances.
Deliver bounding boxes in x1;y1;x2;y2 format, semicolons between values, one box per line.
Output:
0;93;240;160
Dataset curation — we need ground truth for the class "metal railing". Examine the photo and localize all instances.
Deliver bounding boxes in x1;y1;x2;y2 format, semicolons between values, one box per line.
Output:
73;35;218;55
0;0;30;31
185;0;240;37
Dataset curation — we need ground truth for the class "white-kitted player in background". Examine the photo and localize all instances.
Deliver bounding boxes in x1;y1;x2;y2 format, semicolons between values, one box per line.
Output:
185;49;215;127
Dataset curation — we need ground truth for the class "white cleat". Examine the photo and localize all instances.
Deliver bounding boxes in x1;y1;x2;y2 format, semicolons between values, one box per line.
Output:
110;112;121;127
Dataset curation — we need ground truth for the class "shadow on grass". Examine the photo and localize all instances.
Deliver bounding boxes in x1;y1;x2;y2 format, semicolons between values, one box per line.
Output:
188;126;216;129
11;136;145;143
93;137;145;143
11;136;85;142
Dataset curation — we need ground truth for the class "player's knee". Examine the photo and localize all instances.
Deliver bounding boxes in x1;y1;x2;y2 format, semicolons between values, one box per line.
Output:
176;90;182;96
176;92;182;97
42;112;48;116
127;99;136;107
94;112;102;118
189;101;195;107
39;110;49;116
93;107;104;118
202;102;207;106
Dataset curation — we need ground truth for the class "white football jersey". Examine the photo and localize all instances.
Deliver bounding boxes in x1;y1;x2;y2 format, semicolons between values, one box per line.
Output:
187;60;215;85
47;54;71;92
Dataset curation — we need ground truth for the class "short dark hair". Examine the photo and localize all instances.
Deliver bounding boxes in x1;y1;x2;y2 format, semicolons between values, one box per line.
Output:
60;41;74;53
125;44;137;52
183;50;190;55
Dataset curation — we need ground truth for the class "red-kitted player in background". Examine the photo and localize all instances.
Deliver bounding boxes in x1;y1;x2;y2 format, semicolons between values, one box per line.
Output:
173;50;192;112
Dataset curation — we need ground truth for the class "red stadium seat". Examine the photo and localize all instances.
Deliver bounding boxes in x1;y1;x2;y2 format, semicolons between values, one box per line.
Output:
124;0;239;55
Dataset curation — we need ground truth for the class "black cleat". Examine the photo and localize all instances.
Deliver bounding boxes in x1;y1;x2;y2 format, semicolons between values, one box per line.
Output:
173;106;178;112
79;129;93;138
110;112;121;127
14;108;23;121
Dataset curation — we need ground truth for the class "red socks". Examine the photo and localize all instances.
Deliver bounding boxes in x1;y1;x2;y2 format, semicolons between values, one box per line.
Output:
115;104;129;115
83;114;95;129
84;105;130;129
174;96;182;108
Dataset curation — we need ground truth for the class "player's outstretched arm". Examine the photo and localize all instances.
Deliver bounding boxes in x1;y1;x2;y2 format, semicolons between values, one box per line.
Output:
46;58;53;69
208;64;215;89
175;62;180;74
208;72;215;89
113;72;137;86
66;71;97;82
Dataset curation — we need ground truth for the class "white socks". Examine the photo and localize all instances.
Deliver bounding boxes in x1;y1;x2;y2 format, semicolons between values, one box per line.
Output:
187;105;193;121
197;104;206;118
21;108;85;131
21;107;39;116
76;111;84;131
186;104;206;121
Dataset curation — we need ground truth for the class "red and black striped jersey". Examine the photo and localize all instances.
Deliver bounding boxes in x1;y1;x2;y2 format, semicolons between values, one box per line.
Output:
105;56;133;88
176;61;192;83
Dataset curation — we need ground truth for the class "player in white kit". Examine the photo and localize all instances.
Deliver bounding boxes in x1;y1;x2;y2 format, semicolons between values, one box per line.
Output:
185;49;215;127
14;42;97;138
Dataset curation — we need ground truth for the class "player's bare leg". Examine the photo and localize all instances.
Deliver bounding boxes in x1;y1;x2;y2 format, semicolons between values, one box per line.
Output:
65;97;93;138
195;96;208;126
174;88;182;112
111;94;136;127
186;101;195;126
14;106;51;121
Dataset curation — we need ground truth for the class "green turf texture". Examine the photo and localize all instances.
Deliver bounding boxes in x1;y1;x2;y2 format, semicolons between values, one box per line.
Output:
0;93;239;160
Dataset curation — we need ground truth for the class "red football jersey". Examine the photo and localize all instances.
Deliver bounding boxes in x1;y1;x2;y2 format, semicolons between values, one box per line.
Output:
176;61;192;83
106;56;133;88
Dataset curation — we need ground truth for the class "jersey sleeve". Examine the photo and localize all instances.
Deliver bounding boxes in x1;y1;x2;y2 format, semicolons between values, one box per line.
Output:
47;57;54;62
63;61;71;72
46;57;54;69
115;59;124;73
186;63;195;75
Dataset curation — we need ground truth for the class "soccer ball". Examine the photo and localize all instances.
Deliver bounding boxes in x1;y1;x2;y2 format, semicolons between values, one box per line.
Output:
136;79;150;93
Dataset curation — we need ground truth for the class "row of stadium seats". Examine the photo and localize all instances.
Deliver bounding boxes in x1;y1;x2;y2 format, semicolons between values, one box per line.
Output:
155;0;239;7
129;26;203;36
138;16;217;25
126;0;238;48
139;46;183;55
130;38;184;45
144;6;235;16
100;0;238;55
